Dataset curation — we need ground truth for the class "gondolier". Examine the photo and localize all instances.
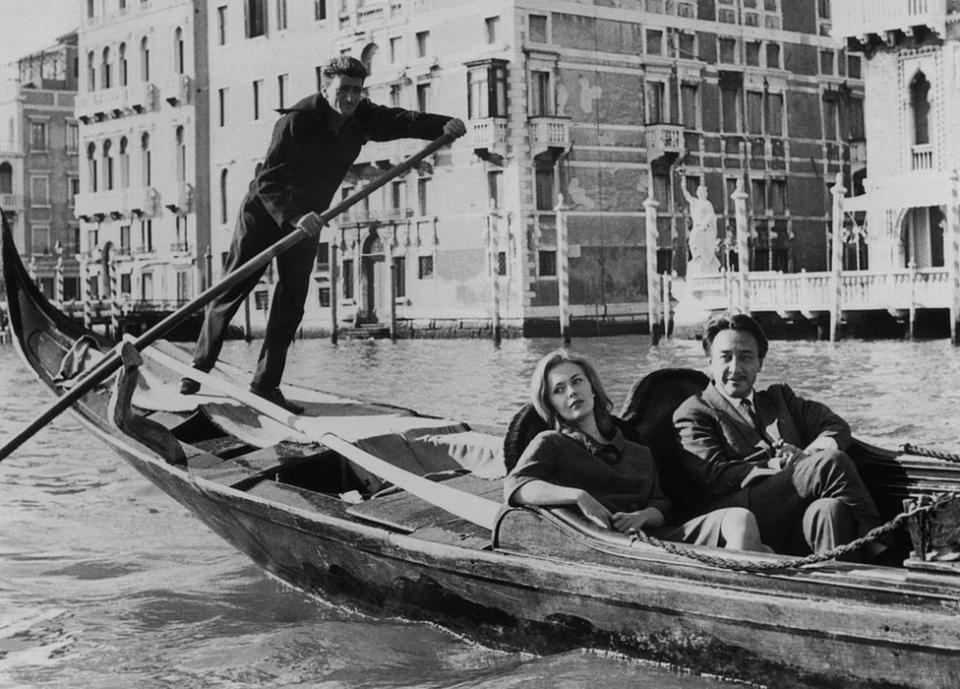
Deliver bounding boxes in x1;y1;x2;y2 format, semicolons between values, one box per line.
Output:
180;55;465;412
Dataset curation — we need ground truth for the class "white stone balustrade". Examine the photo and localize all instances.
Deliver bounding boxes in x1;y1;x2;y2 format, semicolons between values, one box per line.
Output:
832;0;946;41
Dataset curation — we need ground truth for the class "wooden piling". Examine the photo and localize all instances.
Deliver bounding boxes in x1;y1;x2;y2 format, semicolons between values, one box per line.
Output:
732;179;750;313
555;194;571;345
643;188;661;344
950;169;960;346
829;173;846;342
330;244;339;345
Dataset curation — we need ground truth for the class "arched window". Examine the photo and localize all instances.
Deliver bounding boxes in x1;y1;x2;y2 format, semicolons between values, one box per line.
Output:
87;51;96;91
361;43;378;78
139;37;150;82
86;142;98;192
101;47;111;89
0;162;13;194
174;28;185;74
118;43;128;86
910;71;931;146
119;137;129;188
175;126;186;181
220;169;229;224
102;139;114;190
140;133;151;186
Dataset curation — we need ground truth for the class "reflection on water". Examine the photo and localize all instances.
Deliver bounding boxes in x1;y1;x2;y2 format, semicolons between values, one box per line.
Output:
0;336;958;688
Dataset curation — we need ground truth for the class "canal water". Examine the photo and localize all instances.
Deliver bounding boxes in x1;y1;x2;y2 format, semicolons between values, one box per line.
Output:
1;335;958;688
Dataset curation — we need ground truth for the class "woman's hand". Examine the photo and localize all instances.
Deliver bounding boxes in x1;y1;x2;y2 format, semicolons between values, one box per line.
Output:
575;492;612;529
610;507;665;534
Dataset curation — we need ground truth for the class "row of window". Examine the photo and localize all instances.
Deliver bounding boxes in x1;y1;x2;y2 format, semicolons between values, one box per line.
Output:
22;121;80;153
0;164;80;210
83;128;187;192
85;31;186;93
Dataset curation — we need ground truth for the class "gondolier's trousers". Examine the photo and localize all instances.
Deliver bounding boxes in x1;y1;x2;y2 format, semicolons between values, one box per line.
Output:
192;195;319;391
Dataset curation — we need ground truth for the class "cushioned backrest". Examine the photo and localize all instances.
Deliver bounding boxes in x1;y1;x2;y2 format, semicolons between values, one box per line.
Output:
502;403;549;473
618;368;709;512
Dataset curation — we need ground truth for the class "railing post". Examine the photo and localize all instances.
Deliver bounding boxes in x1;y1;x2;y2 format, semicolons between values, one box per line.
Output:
732;178;750;313
829;172;846;342
950;169;960;345
555;193;571;345
643;187;661;344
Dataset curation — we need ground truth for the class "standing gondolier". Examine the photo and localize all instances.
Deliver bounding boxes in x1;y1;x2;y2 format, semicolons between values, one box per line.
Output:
180;56;465;412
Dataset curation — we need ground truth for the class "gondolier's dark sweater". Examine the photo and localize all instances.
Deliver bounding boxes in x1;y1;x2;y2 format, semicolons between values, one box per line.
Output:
251;94;453;228
505;428;673;517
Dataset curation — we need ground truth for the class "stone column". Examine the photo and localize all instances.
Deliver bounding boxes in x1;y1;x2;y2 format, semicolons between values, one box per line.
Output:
732;178;750;313
829;172;846;343
643;187;661;343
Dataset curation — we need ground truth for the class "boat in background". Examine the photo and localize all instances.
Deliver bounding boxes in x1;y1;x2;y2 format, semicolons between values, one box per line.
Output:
3;216;960;689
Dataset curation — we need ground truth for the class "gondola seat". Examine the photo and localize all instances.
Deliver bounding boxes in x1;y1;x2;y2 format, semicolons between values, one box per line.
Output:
502;368;709;516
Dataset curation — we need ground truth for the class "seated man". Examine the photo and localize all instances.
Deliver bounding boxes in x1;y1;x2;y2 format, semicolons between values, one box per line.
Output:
673;312;884;558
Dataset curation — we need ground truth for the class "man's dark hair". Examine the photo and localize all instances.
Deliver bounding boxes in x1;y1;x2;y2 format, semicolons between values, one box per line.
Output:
320;56;368;88
701;312;769;361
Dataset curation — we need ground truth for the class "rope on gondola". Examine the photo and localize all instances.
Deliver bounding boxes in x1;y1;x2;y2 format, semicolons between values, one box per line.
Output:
901;443;960;463
627;491;959;573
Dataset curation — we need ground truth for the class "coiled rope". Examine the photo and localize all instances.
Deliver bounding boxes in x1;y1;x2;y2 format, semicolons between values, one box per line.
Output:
901;443;960;463
628;492;958;573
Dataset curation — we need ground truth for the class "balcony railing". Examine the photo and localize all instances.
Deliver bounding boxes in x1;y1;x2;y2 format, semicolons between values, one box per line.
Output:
911;143;935;171
126;186;159;217
342;206;413;224
832;0;946;42
469;117;508;162
163;182;193;214
645;122;685;160
0;193;24;211
74;186;158;220
169;242;190;253
356;139;420;166
528;116;571;157
75;83;156;120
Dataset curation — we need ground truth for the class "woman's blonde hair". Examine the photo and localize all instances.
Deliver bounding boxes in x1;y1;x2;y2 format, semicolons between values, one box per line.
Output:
529;349;614;433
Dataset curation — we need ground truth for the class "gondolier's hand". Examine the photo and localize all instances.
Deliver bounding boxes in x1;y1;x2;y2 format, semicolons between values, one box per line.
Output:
575;491;612;529
443;118;467;139
296;211;328;237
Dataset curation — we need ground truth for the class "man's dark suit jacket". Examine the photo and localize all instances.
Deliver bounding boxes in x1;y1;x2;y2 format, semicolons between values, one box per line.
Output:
672;383;851;503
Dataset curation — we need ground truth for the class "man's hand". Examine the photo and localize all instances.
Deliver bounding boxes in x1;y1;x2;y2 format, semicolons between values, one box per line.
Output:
611;507;665;534
575;492;612;529
443;118;467;139
296;211;328;237
770;441;806;469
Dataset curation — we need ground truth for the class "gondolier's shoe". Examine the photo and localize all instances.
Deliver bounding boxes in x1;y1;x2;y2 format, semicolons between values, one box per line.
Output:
179;376;201;395
250;385;304;415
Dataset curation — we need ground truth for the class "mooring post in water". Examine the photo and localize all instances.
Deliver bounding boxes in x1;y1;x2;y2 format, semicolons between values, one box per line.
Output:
555;194;571;345
829;172;846;343
387;228;397;342
242;293;252;342
950;169;960;346
643;188;661;344
330;244;339;344
487;204;502;346
732;178;750;314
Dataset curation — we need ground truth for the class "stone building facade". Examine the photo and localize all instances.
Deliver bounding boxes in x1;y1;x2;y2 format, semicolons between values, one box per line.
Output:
834;0;960;273
0;32;80;303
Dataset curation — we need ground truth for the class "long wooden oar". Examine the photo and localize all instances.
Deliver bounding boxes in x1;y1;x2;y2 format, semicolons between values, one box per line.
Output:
0;133;458;462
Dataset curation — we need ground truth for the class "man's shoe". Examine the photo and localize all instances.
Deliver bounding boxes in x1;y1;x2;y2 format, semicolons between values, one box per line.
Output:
180;377;201;395
249;385;304;415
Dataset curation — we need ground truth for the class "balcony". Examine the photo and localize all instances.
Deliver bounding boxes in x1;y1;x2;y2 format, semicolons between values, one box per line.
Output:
357;139;421;168
157;74;191;106
342;206;413;224
126;186;159;217
528;116;571;159
74;189;126;220
126;82;157;113
833;0;946;47
164;183;193;214
645;122;685;162
469;117;508;164
75;83;156;120
0;193;24;212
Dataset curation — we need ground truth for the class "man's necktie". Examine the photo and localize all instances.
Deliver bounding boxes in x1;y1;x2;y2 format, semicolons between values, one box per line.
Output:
741;398;776;446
